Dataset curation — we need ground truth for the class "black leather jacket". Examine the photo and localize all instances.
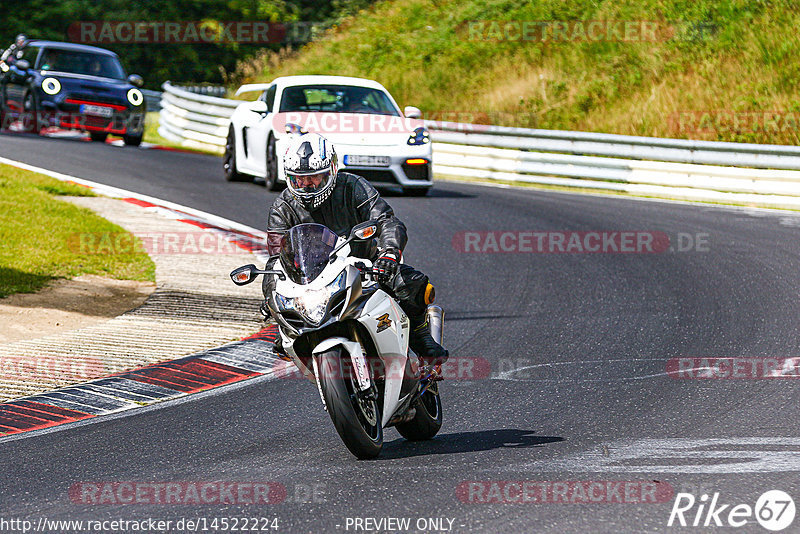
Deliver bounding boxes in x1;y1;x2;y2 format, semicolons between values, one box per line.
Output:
267;171;408;258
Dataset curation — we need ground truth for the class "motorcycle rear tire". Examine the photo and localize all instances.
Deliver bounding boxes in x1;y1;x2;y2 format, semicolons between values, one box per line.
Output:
396;382;442;441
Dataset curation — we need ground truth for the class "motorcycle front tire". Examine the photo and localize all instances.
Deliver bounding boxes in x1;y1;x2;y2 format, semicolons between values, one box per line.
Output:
316;347;383;459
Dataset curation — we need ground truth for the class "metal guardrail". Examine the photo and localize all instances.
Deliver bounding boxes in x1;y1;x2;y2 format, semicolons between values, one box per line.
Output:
157;82;236;153
157;82;800;207
142;89;162;112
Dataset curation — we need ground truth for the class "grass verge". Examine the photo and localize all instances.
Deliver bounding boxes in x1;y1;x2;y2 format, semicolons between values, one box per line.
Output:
233;0;800;146
0;163;156;298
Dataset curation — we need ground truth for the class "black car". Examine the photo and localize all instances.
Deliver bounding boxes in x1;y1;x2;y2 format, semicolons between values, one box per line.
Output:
0;40;146;145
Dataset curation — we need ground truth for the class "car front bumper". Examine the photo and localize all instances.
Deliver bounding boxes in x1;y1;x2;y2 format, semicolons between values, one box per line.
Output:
39;95;145;135
276;138;434;187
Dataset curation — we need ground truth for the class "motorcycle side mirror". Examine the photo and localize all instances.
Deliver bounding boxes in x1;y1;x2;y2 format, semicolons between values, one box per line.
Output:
350;220;379;241
230;264;286;285
329;220;379;262
15;59;30;71
231;264;258;285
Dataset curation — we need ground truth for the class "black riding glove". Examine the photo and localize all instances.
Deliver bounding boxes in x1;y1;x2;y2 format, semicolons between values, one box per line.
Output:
372;248;400;284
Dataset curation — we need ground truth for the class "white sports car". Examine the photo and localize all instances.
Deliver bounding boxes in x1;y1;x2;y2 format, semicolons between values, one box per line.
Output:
224;75;433;195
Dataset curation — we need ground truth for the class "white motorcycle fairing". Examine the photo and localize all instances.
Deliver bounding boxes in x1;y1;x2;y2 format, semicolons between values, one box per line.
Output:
272;242;412;427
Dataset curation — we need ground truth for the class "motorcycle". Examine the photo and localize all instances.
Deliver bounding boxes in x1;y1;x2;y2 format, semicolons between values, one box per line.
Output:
230;220;444;459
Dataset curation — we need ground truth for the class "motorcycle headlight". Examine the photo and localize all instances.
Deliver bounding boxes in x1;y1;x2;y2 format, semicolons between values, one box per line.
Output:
276;271;347;325
42;77;61;95
407;126;430;145
127;88;144;106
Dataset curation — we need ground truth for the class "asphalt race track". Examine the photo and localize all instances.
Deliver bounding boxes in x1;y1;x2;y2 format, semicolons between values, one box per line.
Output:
2;132;800;532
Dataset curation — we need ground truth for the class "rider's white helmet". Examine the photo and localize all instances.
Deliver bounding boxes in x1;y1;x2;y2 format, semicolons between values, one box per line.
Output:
282;132;338;210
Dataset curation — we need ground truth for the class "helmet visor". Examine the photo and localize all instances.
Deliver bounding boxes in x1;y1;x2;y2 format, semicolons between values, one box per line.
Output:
287;170;330;195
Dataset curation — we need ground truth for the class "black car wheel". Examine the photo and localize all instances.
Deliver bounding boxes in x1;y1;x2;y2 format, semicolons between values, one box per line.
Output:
0;100;7;131
89;132;108;143
123;133;142;147
21;91;41;134
264;135;281;191
223;126;247;182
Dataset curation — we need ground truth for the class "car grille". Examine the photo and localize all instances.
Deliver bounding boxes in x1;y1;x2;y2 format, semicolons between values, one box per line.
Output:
67;92;124;106
84;115;112;128
347;169;397;183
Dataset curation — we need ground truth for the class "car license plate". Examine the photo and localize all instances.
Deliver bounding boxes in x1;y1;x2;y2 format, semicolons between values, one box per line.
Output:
344;155;390;167
80;104;113;117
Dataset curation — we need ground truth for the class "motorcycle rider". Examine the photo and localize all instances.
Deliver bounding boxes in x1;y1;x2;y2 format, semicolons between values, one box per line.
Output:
1;34;29;66
264;132;449;368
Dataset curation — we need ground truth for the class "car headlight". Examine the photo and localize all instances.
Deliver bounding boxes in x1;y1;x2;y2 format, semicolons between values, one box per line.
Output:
41;77;61;95
127;88;144;106
407;126;430;145
276;271;346;325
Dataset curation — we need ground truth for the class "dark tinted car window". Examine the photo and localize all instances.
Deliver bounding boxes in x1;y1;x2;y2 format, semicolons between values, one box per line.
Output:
38;49;126;80
265;85;276;112
19;46;39;64
279;85;399;116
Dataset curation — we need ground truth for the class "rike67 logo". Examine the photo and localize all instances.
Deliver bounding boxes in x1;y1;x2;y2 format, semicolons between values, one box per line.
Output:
668;490;795;531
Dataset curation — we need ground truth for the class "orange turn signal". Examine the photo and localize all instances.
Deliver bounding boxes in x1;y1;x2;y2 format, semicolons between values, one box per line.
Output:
355;226;377;239
405;158;428;165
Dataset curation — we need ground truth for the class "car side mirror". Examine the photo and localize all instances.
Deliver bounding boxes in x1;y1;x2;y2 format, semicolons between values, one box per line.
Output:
251;100;269;114
15;59;30;71
127;74;144;88
404;106;421;119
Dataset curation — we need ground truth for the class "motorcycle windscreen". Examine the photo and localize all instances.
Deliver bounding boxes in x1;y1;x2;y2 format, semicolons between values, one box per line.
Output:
279;223;338;285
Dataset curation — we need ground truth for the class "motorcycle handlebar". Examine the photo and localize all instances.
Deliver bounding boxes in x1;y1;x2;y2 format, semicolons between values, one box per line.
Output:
354;262;377;282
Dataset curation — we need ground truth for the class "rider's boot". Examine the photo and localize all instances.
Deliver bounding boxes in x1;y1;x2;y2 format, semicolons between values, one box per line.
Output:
409;314;449;368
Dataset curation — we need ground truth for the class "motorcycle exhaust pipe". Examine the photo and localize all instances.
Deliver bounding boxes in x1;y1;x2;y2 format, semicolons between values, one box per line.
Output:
426;305;444;345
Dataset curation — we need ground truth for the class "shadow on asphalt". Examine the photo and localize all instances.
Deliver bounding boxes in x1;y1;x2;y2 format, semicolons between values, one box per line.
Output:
378;429;564;460
378;186;475;199
251;183;475;199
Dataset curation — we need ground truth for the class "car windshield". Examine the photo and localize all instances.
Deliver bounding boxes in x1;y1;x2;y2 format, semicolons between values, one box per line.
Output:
279;224;339;285
38;49;125;80
279;84;399;116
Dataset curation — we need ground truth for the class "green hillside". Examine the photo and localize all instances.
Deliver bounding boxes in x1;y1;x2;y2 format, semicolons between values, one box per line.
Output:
233;0;800;145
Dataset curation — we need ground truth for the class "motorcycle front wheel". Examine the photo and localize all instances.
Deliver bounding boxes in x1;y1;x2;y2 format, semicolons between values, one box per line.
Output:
315;347;383;459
